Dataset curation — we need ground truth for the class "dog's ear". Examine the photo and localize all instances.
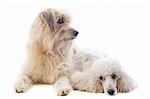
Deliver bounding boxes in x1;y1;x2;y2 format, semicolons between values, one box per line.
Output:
42;10;56;32
93;77;104;93
97;81;104;93
117;71;136;93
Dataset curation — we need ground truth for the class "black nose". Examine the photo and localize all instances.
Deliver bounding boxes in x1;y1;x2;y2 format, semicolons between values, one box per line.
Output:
107;89;115;95
73;31;79;36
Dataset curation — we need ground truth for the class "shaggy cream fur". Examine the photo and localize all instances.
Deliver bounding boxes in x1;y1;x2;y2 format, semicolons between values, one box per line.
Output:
15;8;77;96
15;8;136;96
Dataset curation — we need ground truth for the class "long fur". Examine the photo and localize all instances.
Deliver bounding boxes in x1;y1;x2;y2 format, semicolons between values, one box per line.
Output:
15;8;136;96
15;8;76;96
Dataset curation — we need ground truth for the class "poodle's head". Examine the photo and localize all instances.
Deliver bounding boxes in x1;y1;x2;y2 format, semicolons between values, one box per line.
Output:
30;8;78;55
90;58;136;95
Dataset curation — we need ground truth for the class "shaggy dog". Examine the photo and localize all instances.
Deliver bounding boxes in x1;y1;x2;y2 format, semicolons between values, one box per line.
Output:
15;8;136;96
15;8;78;96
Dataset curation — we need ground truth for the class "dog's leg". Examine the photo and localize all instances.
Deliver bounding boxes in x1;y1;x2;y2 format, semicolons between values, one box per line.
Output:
15;76;32;93
54;76;72;96
54;63;73;96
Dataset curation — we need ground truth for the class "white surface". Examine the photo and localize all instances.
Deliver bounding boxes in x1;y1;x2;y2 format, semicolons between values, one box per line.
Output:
0;0;149;98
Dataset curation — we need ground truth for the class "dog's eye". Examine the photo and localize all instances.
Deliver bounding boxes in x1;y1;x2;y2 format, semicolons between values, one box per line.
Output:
57;17;64;24
99;76;104;81
111;74;117;79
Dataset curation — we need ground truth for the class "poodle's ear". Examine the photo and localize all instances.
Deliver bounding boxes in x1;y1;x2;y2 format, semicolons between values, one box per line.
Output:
117;71;136;93
97;81;104;93
94;77;104;93
42;9;56;32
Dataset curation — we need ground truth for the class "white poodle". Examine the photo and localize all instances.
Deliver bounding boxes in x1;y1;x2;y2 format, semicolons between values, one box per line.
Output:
66;50;137;95
15;8;136;96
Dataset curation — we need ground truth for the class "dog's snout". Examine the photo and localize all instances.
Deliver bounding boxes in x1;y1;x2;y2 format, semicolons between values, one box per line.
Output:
107;89;115;95
72;31;79;36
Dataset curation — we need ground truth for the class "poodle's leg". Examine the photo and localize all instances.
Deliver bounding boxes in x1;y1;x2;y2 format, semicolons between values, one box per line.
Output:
54;63;73;96
15;76;32;93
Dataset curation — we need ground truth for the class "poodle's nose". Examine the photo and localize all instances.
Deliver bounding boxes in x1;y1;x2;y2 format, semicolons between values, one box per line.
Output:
107;89;115;95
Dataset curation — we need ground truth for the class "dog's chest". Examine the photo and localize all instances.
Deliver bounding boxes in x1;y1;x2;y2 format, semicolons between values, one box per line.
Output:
29;50;73;84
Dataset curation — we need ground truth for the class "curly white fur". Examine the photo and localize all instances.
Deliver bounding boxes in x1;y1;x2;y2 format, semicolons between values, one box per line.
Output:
15;8;136;96
70;49;136;95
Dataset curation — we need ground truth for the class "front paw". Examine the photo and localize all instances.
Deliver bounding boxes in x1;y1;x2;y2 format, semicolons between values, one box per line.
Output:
54;76;73;96
56;85;73;96
15;76;32;93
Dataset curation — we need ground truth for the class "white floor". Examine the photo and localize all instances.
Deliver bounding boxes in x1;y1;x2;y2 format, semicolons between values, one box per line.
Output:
1;84;143;99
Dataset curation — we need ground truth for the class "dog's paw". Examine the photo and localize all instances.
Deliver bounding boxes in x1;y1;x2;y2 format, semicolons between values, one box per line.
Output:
56;85;73;96
54;76;72;96
15;76;32;93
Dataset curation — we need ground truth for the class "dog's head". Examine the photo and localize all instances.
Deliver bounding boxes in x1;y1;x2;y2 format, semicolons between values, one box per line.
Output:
30;9;78;55
90;58;136;95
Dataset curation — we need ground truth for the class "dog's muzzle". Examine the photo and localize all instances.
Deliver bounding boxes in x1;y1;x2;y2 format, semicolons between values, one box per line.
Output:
107;89;115;95
71;30;79;39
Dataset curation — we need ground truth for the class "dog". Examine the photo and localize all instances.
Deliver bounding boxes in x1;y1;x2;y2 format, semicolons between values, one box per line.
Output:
15;8;78;96
15;8;136;96
70;50;136;95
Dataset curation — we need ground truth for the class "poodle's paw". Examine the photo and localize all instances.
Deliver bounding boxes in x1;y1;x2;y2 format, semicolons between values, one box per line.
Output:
54;76;72;96
15;76;32;93
56;85;72;96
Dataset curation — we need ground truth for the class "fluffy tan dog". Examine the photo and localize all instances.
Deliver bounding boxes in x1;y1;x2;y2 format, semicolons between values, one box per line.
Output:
15;8;136;96
15;8;78;96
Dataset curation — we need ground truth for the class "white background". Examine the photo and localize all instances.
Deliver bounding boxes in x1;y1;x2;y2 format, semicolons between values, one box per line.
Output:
0;0;150;98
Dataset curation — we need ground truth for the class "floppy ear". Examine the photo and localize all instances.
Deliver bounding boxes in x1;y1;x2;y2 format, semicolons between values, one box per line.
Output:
117;71;136;93
96;81;104;93
42;9;56;32
92;76;104;93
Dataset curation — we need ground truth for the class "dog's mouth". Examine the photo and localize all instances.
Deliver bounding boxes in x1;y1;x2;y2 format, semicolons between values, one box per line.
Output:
66;37;76;40
70;35;77;39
